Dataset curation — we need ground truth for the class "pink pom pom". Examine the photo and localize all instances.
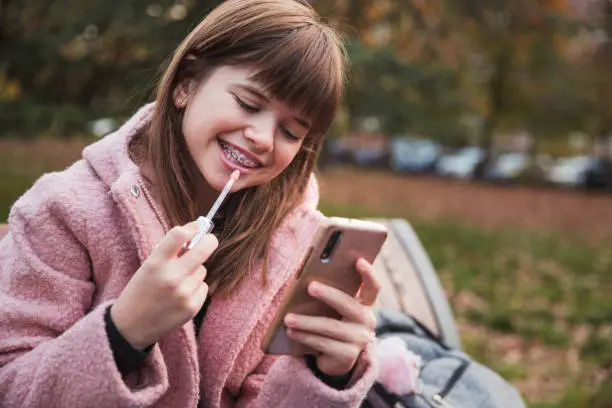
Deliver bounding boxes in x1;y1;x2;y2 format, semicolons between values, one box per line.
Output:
376;336;421;395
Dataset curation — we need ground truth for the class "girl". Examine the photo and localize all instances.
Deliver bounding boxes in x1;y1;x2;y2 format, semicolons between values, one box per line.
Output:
0;0;381;407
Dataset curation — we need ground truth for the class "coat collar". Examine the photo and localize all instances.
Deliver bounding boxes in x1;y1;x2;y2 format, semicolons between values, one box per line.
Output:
83;103;155;189
83;103;166;262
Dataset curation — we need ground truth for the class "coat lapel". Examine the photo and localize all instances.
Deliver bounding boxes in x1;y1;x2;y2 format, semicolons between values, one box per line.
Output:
197;205;321;405
85;103;201;405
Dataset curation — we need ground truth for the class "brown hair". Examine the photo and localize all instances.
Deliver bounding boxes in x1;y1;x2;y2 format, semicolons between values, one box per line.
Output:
130;0;347;296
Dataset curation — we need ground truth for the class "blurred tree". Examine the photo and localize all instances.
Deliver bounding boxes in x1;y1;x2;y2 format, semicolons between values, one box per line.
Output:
446;0;573;153
315;0;469;143
0;0;10;42
0;0;222;137
1;0;603;152
316;0;585;155
344;40;466;141
587;0;612;155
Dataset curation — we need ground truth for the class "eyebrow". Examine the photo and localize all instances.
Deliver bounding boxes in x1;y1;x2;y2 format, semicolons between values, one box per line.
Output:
236;84;312;129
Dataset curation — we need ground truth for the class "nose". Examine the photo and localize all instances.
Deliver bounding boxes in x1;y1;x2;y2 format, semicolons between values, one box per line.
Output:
244;118;274;154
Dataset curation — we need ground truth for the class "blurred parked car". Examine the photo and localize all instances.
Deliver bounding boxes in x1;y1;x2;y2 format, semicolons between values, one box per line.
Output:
483;152;532;182
436;147;485;179
327;133;389;168
545;156;595;187
584;157;612;191
328;139;355;165
88;118;119;138
352;145;389;167
389;137;441;173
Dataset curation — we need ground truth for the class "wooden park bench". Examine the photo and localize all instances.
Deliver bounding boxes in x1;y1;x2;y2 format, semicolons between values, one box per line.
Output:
0;219;461;349
367;219;460;349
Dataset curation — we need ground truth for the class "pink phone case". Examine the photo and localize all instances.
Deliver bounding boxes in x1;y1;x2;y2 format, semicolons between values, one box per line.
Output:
262;217;388;355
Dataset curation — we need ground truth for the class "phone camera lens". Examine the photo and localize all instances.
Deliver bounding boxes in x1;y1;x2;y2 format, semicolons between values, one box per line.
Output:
320;230;342;263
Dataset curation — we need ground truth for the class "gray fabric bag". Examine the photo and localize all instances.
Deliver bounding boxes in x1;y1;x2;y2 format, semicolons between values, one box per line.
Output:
364;310;526;408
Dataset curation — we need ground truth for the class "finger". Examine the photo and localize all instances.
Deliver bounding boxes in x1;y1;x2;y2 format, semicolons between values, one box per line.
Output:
177;233;219;272
284;313;372;346
182;265;207;295
355;258;381;306
154;222;199;260
286;328;360;362
308;282;371;325
187;281;209;315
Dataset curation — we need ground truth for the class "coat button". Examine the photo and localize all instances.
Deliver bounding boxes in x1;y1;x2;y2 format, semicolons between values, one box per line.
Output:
129;184;140;198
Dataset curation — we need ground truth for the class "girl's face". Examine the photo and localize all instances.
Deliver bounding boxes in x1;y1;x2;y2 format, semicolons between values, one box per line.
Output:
176;65;311;192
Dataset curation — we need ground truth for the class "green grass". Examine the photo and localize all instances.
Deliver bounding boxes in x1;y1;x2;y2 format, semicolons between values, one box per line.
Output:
0;171;40;222
320;202;612;408
0;138;89;222
321;203;612;346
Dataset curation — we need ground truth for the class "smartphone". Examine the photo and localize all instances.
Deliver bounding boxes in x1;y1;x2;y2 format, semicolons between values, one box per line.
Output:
261;217;388;355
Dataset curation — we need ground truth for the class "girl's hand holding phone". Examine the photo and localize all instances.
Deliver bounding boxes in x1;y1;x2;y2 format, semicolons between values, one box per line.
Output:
283;258;380;377
110;222;218;350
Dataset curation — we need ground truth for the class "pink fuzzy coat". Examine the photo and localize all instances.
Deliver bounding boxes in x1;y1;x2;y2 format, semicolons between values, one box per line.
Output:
0;104;377;407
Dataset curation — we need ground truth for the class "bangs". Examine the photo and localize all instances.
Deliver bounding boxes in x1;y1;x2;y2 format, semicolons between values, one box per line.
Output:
243;25;345;139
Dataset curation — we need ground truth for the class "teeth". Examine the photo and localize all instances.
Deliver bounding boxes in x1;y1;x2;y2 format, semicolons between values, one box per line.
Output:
238;154;257;167
220;141;259;168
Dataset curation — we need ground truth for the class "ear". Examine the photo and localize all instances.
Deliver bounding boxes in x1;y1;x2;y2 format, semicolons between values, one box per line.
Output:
173;79;196;109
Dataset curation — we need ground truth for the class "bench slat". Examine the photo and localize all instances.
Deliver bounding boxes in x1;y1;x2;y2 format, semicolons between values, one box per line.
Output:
370;219;440;336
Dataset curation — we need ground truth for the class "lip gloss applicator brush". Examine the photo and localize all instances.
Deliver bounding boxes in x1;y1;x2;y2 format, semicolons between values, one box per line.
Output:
185;170;240;251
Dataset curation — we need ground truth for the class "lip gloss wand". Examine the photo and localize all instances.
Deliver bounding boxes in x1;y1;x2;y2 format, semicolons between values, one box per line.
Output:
185;170;240;251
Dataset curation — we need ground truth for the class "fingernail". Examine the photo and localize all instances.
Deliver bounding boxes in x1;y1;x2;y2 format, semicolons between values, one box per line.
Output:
308;281;320;295
357;258;368;269
284;314;296;326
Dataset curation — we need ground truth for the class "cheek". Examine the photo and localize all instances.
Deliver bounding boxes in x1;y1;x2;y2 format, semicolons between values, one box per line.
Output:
182;95;242;143
182;112;236;151
273;144;302;172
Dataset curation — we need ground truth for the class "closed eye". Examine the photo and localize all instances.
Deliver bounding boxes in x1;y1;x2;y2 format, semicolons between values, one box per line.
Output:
280;126;300;141
233;95;260;113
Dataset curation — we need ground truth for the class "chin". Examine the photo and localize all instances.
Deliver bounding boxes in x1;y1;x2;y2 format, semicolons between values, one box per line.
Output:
208;175;229;192
196;166;223;192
